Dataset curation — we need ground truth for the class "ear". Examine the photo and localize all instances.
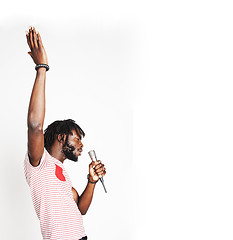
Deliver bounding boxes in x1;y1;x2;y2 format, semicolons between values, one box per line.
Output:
57;134;68;144
57;134;64;143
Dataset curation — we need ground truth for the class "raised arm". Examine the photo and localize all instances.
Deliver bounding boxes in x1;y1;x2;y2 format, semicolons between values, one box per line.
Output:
26;27;48;167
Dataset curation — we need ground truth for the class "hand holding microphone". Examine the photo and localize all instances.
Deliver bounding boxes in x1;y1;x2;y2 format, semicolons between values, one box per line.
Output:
88;150;107;193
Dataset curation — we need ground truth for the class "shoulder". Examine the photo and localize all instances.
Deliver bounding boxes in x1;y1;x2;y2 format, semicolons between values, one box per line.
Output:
24;148;50;171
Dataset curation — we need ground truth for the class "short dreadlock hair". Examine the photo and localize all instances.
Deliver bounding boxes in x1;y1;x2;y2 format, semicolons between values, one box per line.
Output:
44;119;85;152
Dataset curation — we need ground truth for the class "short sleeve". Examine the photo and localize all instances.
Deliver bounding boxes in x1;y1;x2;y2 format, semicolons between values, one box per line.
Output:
24;149;49;185
24;148;48;171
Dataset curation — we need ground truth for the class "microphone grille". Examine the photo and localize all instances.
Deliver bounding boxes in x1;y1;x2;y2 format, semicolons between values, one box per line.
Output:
88;150;97;161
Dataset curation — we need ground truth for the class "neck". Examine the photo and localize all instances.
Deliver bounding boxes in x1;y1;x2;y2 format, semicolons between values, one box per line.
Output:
48;143;66;163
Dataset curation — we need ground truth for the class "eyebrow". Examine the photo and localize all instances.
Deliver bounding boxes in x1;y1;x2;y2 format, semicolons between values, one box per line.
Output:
73;129;82;139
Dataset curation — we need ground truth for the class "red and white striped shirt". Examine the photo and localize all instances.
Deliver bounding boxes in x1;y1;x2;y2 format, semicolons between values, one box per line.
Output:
24;149;86;240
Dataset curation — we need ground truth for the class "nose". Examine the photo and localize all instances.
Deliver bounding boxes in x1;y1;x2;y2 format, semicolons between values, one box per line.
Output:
80;141;83;148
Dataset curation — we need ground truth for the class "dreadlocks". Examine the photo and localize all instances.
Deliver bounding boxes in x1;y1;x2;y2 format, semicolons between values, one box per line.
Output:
44;119;85;152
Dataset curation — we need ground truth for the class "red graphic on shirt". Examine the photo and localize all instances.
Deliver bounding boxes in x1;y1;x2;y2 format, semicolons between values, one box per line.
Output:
55;164;66;181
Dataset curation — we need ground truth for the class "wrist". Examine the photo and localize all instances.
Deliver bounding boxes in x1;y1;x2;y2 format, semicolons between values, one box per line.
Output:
87;174;99;184
36;68;46;73
35;64;49;72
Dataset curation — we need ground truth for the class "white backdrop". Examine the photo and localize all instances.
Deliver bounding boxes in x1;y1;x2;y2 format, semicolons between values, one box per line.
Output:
1;0;233;240
0;2;138;239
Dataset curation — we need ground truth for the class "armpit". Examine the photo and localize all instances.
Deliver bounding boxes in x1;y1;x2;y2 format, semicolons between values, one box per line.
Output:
72;187;79;203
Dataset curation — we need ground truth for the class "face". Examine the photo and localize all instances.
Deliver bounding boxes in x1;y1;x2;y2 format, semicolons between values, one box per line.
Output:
62;129;83;162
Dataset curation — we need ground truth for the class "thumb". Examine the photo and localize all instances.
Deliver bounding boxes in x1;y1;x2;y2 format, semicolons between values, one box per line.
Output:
28;52;32;57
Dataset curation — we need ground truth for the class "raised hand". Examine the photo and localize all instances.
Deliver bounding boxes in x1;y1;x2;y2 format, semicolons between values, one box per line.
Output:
26;27;48;65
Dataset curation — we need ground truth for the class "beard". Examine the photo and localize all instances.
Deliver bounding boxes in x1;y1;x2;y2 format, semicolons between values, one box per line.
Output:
62;142;78;162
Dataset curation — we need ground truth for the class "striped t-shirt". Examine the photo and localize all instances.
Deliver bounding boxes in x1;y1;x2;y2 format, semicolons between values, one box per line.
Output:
24;149;86;240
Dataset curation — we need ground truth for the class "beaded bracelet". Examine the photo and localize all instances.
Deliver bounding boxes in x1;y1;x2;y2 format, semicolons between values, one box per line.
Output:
87;174;99;184
35;64;49;71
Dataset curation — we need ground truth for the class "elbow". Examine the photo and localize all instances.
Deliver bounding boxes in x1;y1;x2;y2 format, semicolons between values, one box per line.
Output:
77;200;89;215
27;113;43;131
78;205;87;215
80;210;87;215
27;120;43;132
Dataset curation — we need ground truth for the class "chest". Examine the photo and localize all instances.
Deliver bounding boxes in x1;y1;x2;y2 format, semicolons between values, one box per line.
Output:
32;161;73;198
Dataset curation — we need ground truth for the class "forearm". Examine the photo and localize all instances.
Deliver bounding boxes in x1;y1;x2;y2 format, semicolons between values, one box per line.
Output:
77;161;106;214
77;181;96;215
27;68;46;129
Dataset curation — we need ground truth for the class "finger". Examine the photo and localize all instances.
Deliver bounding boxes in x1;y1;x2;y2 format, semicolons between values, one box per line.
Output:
95;167;106;175
95;168;102;174
37;31;43;48
92;161;102;169
95;164;105;171
102;170;106;177
32;27;38;48
94;162;103;169
95;165;106;174
90;162;97;169
29;27;34;49
26;31;32;50
89;163;95;174
94;165;102;171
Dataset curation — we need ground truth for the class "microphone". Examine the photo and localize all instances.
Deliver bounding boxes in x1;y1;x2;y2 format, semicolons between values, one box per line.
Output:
88;150;107;193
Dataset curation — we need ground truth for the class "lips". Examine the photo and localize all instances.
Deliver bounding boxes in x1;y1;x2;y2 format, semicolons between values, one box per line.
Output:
78;148;82;156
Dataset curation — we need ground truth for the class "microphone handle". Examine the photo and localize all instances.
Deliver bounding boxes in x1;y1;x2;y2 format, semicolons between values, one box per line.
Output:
99;177;107;193
88;150;107;193
92;160;107;193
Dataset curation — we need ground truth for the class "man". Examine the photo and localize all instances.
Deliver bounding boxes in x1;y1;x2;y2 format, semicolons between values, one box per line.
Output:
24;27;106;240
